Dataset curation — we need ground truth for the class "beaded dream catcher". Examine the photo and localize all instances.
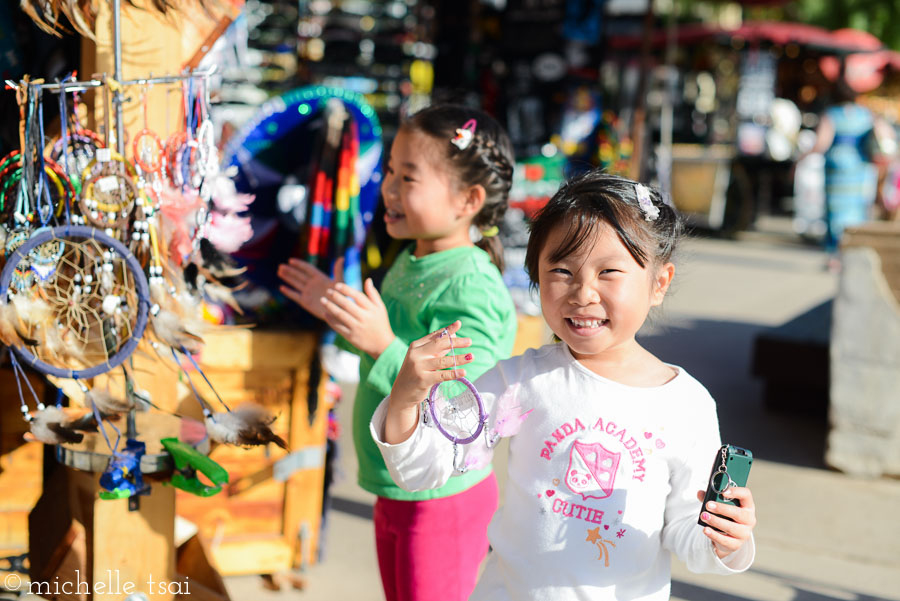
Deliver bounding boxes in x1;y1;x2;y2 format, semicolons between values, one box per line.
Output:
0;75;280;467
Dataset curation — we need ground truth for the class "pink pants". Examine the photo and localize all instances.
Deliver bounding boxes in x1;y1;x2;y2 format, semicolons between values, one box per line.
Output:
374;473;498;601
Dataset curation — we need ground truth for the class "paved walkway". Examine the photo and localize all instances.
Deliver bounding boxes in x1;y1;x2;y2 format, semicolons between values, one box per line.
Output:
225;232;900;601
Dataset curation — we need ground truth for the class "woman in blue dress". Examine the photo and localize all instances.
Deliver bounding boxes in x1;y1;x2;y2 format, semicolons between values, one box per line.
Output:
805;77;892;264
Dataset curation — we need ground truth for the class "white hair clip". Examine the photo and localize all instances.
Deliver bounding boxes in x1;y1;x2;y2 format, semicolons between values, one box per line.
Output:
634;183;659;221
450;119;477;150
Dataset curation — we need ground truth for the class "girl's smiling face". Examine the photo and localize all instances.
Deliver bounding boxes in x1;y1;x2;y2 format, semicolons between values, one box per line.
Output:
538;220;674;369
380;128;476;256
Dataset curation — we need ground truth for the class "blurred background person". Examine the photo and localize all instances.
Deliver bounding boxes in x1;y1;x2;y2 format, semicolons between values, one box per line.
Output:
801;74;895;268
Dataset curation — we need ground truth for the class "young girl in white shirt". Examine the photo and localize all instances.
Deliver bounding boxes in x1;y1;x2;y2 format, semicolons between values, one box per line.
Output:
372;170;757;601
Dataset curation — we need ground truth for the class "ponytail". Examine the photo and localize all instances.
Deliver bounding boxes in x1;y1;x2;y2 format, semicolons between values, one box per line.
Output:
475;232;504;273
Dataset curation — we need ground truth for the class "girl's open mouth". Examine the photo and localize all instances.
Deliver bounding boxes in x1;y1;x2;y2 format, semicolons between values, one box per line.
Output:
565;317;609;332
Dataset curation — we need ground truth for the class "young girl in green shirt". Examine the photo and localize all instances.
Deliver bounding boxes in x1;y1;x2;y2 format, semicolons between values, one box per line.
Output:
278;105;518;601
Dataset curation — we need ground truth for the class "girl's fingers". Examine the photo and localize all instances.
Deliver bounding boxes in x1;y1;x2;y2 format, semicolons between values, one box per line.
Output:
431;353;474;371
333;257;345;285
702;525;741;552
288;258;320;273
438;367;466;381
325;288;365;318
277;264;309;287
364;278;385;307
722;487;755;512
279;285;305;306
321;295;356;328
412;321;463;349
704;500;748;524
333;283;369;307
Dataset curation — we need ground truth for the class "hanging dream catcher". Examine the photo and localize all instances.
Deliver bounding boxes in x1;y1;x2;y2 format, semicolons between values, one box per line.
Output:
0;224;150;379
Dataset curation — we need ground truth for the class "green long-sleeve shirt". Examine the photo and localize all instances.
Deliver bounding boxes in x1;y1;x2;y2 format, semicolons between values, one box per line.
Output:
349;245;517;500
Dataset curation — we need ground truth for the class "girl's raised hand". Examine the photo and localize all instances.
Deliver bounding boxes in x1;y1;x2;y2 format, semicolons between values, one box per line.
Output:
321;278;395;358
697;486;757;559
384;321;474;444
277;257;343;320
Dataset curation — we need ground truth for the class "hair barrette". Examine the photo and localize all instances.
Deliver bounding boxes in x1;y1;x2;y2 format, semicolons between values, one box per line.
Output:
634;183;659;221
451;119;477;150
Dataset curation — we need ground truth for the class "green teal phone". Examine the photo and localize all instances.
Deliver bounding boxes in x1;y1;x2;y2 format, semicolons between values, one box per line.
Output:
698;444;753;530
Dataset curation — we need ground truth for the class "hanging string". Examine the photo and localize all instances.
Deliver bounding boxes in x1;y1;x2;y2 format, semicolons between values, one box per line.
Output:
179;345;231;412
35;88;53;226
172;347;214;418
77;378;123;455
57;74;73;222
10;351;43;418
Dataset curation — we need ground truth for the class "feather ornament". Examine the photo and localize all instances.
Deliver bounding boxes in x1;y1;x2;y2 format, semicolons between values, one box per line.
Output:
490;383;532;439
85;388;141;414
206;212;253;254
205;403;288;449
151;307;204;354
158;185;203;264
40;323;87;367
60;0;95;38
198;237;245;280
0;302;37;347
212;174;255;213
11;295;53;327
19;0;63;37
463;438;493;471
27;406;84;444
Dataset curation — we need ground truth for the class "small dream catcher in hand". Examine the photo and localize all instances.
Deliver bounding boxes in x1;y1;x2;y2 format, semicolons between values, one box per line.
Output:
425;330;532;473
424;329;489;472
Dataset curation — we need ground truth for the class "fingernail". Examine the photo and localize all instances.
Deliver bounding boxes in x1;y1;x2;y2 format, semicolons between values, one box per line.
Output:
464;353;473;360
707;502;717;510
701;512;711;522
319;297;328;304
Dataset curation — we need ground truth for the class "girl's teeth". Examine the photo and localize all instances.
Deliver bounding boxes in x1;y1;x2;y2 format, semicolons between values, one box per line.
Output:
570;318;604;328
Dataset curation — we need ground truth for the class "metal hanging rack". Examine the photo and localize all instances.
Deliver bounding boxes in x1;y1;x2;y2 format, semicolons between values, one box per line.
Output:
3;0;216;447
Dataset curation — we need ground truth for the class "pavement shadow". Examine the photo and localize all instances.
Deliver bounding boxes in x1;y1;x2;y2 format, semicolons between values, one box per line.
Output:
673;577;895;601
638;317;829;470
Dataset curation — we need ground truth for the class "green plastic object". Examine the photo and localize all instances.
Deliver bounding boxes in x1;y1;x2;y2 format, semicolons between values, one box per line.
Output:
160;437;229;497
98;488;133;500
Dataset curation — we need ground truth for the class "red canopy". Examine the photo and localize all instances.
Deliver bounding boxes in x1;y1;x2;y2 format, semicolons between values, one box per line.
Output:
608;20;895;55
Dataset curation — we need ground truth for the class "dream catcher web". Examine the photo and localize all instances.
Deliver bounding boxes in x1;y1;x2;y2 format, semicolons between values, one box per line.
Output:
427;378;486;445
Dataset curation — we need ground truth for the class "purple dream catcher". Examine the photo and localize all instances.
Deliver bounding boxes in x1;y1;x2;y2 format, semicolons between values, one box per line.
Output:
425;330;534;472
424;330;489;471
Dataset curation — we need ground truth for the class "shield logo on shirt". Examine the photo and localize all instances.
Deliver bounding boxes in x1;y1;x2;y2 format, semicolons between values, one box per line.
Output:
566;440;620;500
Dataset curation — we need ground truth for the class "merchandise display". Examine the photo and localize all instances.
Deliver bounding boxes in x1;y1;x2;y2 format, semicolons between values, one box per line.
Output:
0;71;282;502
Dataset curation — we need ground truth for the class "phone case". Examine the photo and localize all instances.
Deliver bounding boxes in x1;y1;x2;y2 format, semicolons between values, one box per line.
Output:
698;444;753;529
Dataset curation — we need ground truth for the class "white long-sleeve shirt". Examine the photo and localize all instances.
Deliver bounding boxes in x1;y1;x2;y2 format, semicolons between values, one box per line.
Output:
372;342;754;601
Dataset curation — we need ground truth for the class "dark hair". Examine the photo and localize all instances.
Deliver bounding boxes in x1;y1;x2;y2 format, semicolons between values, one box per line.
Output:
524;170;683;288
403;104;515;271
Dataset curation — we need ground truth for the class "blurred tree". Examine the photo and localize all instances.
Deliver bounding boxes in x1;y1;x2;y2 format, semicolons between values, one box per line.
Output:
676;0;900;50
790;0;900;50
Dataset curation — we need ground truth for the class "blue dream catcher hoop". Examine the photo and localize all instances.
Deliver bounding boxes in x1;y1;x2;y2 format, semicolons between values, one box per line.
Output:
0;225;150;379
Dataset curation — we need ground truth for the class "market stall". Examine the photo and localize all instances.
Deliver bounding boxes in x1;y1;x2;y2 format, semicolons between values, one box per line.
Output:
0;1;342;598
